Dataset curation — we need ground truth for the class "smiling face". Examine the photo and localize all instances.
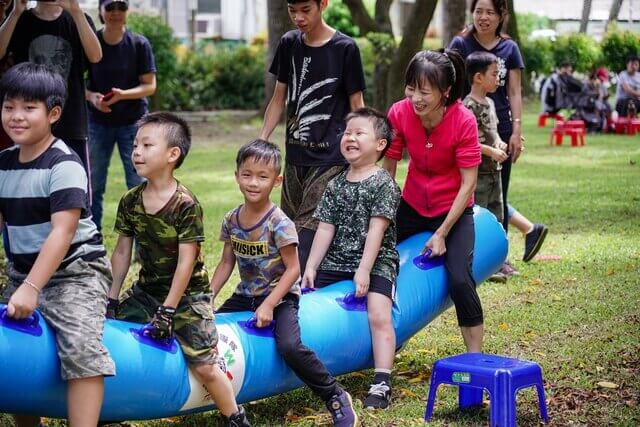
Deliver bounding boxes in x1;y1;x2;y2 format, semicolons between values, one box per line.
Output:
2;97;60;146
235;157;282;205
287;0;325;34
340;116;386;167
472;0;503;37
404;79;446;119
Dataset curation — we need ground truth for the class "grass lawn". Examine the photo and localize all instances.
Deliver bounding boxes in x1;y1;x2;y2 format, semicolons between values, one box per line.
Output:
1;110;639;426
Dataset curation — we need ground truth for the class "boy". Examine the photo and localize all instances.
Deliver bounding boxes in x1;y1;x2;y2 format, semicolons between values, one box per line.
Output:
0;62;114;427
211;139;358;427
107;112;250;427
0;0;102;171
301;107;401;410
259;0;366;272
463;52;509;282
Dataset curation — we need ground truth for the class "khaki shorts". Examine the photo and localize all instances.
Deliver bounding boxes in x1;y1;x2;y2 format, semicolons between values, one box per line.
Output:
116;284;218;365
2;256;115;380
475;172;504;224
281;164;346;231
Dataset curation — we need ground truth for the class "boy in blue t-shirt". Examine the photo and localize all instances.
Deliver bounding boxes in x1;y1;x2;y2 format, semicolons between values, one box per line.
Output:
302;107;401;410
0;62;114;427
211;139;358;427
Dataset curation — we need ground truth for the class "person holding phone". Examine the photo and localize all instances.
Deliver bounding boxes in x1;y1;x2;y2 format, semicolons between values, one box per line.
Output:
85;0;156;230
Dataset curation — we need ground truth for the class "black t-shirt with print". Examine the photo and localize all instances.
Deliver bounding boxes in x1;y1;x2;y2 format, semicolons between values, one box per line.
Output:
7;10;97;140
269;30;366;167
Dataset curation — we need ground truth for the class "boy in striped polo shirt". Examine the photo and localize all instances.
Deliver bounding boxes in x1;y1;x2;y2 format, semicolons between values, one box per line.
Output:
0;63;114;427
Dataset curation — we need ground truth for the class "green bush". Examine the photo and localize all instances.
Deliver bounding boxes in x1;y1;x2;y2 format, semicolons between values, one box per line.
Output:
165;44;266;111
551;33;601;73
600;28;640;73
127;13;179;110
516;12;553;38
325;0;360;37
521;38;555;76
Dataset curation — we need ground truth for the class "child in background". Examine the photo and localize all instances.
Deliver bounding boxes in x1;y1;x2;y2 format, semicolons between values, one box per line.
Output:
302;108;401;410
211;139;358;427
107;112;250;427
0;62;114;427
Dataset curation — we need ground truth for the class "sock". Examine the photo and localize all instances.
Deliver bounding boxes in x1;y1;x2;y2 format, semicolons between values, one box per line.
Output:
373;369;391;385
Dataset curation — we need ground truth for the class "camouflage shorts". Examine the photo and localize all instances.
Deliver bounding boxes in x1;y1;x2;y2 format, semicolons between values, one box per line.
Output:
475;172;504;224
281;164;347;231
1;256;115;380
116;284;218;365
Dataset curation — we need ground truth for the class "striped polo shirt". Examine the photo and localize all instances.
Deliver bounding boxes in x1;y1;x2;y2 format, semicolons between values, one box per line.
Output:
0;139;105;274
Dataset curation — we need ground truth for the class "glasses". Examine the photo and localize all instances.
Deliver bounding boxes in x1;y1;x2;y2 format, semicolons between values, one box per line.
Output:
105;2;128;12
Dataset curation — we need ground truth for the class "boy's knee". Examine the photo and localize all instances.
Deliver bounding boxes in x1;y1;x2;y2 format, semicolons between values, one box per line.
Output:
276;338;301;360
192;362;222;383
367;308;392;331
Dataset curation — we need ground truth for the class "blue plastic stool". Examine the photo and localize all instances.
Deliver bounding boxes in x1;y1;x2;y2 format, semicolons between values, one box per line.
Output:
424;353;549;426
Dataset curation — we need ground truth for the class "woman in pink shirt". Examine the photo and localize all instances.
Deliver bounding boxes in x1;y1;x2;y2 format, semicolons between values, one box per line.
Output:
383;49;484;352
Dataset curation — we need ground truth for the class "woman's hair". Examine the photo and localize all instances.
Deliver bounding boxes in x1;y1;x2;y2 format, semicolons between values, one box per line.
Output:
461;0;509;38
404;49;466;106
0;62;67;112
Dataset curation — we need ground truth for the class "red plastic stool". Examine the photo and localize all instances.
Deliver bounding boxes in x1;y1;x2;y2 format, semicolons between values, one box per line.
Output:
612;117;640;135
549;121;586;147
538;112;565;127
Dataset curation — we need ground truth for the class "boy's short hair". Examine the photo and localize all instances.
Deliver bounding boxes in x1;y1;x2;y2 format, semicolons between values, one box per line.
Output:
0;62;67;112
287;0;322;5
137;112;191;169
236;139;282;174
345;107;394;160
627;54;640;64
465;51;498;86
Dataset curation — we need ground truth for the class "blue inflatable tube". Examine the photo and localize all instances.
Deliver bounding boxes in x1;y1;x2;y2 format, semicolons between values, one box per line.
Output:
0;207;507;421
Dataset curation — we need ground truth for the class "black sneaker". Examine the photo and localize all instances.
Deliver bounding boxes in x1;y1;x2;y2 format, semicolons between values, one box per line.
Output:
363;381;392;410
326;390;358;426
227;405;251;427
523;224;548;262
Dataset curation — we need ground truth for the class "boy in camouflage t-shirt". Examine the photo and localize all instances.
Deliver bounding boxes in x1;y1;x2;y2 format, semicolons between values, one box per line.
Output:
107;112;250;426
463;51;509;223
302;108;401;410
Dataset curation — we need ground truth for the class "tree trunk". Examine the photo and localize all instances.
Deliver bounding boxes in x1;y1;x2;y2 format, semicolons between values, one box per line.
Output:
505;0;521;46
262;0;293;114
579;0;592;33
386;0;438;106
442;0;466;48
606;0;624;31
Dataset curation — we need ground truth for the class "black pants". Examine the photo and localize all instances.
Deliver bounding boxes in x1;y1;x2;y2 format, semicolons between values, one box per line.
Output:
297;228;316;274
396;200;483;327
498;130;513;233
217;293;340;401
615;98;640;117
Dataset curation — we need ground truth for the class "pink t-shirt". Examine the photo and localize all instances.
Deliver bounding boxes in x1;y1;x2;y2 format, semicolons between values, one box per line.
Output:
386;98;481;218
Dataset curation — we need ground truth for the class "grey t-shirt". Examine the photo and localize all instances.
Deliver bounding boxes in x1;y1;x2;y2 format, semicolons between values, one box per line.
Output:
313;169;401;283
616;71;640;102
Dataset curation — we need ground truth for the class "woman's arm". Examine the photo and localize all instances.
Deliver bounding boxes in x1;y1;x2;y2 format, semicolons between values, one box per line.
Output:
425;167;477;256
103;73;156;106
507;68;523;163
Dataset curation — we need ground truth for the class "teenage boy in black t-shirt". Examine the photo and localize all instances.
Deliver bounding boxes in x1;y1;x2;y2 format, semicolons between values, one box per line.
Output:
259;0;366;273
0;0;102;173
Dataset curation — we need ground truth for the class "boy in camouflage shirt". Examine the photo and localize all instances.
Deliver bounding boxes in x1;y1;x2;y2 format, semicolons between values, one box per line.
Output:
302;108;401;410
463;51;509;224
211;139;358;427
107;112;250;427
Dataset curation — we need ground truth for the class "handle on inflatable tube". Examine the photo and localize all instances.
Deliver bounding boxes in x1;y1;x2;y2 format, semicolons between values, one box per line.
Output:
0;305;43;336
130;326;179;353
301;287;316;295
238;316;276;338
336;292;367;311
413;249;445;270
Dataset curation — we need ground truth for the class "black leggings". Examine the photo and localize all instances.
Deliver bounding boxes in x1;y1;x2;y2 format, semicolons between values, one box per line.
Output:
217;293;340;401
396;200;483;327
